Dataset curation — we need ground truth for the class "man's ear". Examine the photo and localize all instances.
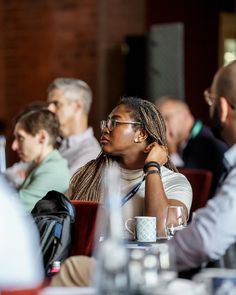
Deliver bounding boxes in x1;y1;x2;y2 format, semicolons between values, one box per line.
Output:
220;96;230;123
75;99;84;112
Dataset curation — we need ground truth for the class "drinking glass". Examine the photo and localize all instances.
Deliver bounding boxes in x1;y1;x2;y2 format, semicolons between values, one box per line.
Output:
165;205;187;239
146;243;177;292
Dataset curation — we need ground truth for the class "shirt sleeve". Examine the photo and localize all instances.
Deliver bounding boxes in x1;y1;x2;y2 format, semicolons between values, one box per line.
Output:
168;167;236;271
19;153;70;212
5;161;31;188
161;167;193;214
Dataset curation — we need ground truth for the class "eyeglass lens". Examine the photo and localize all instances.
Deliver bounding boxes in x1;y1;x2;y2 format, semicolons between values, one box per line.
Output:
100;119;113;131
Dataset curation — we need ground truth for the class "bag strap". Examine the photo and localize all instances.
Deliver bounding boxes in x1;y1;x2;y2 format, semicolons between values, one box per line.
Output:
121;177;145;206
40;220;57;255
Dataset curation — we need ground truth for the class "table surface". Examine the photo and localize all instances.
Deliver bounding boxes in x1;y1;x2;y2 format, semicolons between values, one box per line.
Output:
126;237;168;249
40;287;96;295
39;279;206;295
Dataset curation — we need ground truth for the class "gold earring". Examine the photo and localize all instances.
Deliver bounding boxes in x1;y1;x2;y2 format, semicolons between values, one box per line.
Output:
134;138;138;143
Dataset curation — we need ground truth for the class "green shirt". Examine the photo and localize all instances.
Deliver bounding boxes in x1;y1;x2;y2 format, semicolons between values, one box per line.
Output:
19;150;70;212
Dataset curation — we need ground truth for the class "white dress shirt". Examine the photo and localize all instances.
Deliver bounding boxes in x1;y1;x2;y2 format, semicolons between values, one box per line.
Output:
59;127;101;175
169;143;236;271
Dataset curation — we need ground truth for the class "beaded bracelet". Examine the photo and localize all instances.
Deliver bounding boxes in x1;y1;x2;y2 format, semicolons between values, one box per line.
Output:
143;161;161;174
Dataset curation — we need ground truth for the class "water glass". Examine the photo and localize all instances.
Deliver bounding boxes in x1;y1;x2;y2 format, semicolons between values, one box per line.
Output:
165;205;187;239
143;243;177;293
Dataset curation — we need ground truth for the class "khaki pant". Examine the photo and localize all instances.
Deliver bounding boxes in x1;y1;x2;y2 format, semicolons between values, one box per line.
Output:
50;256;96;287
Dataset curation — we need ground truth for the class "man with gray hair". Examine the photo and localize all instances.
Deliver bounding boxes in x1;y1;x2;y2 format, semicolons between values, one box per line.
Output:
5;78;100;188
47;78;100;174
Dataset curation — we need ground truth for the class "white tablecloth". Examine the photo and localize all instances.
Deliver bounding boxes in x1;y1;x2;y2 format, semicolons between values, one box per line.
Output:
156;278;207;295
39;279;206;295
40;287;96;295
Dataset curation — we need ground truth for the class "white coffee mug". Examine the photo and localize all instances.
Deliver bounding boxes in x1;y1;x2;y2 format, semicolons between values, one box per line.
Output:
125;216;156;242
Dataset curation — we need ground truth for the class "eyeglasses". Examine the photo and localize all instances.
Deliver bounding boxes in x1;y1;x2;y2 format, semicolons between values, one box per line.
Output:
100;119;142;132
204;88;235;110
203;88;217;106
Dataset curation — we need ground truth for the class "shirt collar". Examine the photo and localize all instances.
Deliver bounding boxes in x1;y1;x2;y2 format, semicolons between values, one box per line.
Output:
62;127;94;147
179;120;203;155
223;143;236;173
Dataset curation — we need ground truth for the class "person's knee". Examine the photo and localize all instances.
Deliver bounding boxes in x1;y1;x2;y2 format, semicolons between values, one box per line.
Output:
50;255;96;287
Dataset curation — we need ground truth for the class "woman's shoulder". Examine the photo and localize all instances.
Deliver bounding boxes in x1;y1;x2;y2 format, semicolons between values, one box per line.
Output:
45;150;69;166
36;150;70;175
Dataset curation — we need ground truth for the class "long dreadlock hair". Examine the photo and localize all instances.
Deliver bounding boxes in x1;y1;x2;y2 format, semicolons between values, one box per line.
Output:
69;97;177;202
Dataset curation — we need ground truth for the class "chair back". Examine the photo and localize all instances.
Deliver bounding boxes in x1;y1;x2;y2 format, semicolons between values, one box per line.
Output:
178;167;213;220
69;200;100;257
1;286;41;295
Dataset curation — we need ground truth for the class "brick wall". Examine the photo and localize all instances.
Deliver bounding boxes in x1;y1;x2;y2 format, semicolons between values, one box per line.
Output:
146;0;235;125
97;0;146;120
0;1;6;120
0;0;146;165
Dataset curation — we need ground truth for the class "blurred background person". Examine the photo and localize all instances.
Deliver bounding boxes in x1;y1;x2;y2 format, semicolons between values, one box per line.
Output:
5;102;49;188
0;175;44;290
5;78;101;188
168;59;236;272
12;107;70;212
47;78;101;174
155;96;228;197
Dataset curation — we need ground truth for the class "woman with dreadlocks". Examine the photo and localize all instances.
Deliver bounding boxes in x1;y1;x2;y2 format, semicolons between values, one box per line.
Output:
50;97;192;287
68;97;192;237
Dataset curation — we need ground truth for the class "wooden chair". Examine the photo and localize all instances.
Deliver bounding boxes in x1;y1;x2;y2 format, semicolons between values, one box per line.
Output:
177;167;213;220
69;200;100;257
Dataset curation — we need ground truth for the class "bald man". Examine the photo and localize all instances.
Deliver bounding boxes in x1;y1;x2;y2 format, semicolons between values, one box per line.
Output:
155;96;228;197
169;59;236;271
